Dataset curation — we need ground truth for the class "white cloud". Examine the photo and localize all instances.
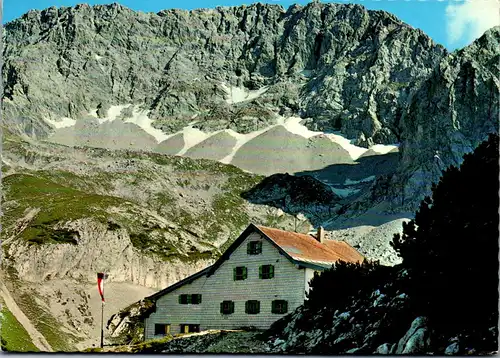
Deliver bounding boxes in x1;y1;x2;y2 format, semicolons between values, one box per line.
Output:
445;0;500;47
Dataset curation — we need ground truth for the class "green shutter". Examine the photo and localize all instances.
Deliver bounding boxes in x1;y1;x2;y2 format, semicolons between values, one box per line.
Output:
259;266;262;279
247;242;251;254
220;302;224;313
233;267;237;280
230;301;235;313
187;295;192;304
243;267;247;279
283;301;288;313
179;295;182;304
198;294;202;303
257;242;262;253
271;300;276;313
270;265;275;278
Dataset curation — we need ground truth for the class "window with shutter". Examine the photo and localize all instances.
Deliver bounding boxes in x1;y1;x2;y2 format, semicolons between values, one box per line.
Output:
179;294;189;304
234;266;247;280
272;300;288;314
191;294;202;304
220;300;234;314
260;265;275;279
247;241;262;255
245;300;260;314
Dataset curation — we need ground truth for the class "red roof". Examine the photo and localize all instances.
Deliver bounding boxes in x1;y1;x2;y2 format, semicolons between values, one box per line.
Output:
256;225;364;266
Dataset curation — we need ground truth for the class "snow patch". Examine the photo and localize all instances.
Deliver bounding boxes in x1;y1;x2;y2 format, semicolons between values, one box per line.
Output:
105;104;131;123
330;187;361;198
176;127;211;155
344;175;376;185
277;116;323;138
323;132;369;160
123;107;170;142
220;82;269;104
85;104;170;142
370;143;399;154
299;69;314;78
43;116;77;129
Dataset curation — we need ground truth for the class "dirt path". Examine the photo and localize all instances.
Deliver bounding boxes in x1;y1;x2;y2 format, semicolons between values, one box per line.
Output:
0;281;53;352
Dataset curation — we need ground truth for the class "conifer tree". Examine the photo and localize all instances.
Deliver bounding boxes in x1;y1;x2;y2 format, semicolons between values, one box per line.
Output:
391;133;499;349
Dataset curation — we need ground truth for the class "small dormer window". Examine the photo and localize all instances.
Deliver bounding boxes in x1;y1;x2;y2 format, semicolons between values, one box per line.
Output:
247;241;262;255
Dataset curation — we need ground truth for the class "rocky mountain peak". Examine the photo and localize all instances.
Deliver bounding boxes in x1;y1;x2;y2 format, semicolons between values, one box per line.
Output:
3;1;446;145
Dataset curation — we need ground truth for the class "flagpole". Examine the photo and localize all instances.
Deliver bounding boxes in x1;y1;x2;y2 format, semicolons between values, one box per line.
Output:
100;276;104;349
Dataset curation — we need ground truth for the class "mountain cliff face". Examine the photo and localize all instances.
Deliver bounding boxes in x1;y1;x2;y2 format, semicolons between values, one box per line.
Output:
1;1;499;352
393;28;500;209
3;2;445;144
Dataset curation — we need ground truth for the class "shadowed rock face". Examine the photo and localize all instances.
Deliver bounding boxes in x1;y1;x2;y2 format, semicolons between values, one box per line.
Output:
365;27;500;212
241;172;341;217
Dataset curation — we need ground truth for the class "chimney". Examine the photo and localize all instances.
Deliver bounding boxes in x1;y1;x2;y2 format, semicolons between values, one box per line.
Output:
316;226;325;244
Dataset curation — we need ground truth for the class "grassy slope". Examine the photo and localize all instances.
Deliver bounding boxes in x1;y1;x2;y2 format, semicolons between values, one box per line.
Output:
2;137;284;259
3;173;126;244
0;301;39;352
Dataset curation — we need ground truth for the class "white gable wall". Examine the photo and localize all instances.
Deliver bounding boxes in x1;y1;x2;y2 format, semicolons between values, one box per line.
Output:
144;272;209;339
145;231;307;339
304;268;316;299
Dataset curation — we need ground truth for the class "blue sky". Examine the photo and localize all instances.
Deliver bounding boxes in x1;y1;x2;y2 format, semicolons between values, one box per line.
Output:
2;0;498;51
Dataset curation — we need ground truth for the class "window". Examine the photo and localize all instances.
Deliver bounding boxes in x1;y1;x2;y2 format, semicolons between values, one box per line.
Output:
245;300;260;314
247;241;262;255
179;294;202;304
259;265;275;279
272;300;288;314
233;266;247;281
180;324;200;334
191;294;202;304
154;324;170;335
220;300;235;314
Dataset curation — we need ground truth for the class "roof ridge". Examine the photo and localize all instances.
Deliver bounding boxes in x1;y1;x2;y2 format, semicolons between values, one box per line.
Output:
257;224;363;264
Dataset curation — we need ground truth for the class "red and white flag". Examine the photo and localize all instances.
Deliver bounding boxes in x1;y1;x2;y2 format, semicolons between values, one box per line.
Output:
97;272;108;302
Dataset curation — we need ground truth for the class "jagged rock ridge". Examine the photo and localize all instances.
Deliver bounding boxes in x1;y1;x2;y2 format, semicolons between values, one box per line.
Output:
3;1;445;146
